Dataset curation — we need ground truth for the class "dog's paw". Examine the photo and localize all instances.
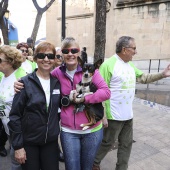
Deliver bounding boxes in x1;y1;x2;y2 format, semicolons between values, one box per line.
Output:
77;94;83;98
80;124;90;130
82;126;90;130
84;92;93;97
75;98;82;103
80;124;84;127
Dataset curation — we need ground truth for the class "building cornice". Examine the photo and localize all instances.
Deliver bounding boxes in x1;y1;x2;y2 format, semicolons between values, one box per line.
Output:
115;0;170;9
57;13;94;20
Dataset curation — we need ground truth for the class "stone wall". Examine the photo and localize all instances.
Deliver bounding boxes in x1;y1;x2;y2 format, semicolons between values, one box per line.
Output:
106;1;170;60
46;1;170;60
46;0;94;52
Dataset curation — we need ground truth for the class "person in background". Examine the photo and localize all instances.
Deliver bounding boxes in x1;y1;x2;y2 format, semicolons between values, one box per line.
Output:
27;48;34;62
8;41;61;170
0;57;8;157
16;42;36;74
54;47;63;68
81;47;87;63
26;37;35;62
54;47;64;162
26;37;35;54
92;36;170;170
0;37;7;157
0;45;26;169
0;119;7;157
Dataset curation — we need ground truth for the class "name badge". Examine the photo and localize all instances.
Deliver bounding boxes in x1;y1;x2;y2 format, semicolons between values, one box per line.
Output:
52;89;60;94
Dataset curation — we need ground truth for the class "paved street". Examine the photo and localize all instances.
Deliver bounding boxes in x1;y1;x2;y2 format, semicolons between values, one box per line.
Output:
1;97;170;170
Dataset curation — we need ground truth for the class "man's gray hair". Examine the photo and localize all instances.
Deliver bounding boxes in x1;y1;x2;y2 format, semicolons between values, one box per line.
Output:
116;36;135;53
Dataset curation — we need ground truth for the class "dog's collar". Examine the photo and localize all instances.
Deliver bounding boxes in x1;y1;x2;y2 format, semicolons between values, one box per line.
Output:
79;81;91;87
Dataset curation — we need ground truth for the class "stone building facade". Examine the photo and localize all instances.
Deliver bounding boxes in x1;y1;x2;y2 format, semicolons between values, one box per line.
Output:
46;0;170;61
46;0;94;55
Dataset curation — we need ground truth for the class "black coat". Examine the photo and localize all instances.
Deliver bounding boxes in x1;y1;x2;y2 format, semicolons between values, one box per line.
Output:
8;70;61;150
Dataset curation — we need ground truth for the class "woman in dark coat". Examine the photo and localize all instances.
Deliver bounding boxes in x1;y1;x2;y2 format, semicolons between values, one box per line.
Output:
8;42;61;170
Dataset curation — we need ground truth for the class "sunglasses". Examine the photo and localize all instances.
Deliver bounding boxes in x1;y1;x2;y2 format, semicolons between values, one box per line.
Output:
56;55;62;59
0;58;8;64
36;53;55;60
20;49;28;53
61;48;80;54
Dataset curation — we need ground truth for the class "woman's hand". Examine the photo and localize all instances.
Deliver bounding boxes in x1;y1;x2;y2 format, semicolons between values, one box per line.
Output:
15;148;27;164
14;80;24;93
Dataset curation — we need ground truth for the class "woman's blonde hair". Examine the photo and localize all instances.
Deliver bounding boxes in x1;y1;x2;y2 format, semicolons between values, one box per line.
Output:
0;45;23;69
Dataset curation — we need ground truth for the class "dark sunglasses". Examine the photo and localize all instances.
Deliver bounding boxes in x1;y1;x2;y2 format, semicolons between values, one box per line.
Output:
56;55;62;59
0;58;8;64
20;49;28;53
61;48;80;54
36;53;55;60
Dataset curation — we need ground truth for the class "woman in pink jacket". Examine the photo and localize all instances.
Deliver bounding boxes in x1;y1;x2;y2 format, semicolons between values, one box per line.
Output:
51;37;110;170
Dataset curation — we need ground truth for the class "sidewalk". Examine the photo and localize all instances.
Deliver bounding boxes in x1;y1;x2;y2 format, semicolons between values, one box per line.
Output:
1;98;170;170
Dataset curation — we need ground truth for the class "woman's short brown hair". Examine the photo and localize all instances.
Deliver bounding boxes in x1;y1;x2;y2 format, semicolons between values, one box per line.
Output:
0;45;23;69
16;42;29;50
34;41;56;61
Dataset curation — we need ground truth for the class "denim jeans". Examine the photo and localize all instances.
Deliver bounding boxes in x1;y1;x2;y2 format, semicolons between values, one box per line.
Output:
60;129;103;170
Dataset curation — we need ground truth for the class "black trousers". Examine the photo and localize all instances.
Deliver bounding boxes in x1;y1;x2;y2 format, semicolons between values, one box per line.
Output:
21;140;59;170
0;119;8;150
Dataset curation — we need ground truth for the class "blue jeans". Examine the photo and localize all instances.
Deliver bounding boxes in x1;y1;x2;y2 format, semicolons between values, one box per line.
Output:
60;129;103;170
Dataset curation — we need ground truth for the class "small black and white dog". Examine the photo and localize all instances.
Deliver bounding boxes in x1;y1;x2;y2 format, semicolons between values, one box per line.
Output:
69;57;104;130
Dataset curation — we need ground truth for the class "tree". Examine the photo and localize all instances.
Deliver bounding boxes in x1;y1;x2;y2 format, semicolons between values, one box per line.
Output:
94;0;111;62
31;0;55;46
0;0;9;45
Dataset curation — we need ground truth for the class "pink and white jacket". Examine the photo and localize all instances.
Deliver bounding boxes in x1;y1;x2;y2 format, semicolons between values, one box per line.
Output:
51;64;110;133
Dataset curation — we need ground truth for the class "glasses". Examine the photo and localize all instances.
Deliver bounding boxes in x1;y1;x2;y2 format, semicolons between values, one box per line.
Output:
20;49;28;53
0;58;8;64
124;47;136;50
36;53;55;60
61;48;80;54
56;55;62;59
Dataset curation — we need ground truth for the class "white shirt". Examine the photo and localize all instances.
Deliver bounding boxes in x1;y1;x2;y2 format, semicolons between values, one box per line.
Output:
38;76;51;110
0;72;16;134
21;60;33;74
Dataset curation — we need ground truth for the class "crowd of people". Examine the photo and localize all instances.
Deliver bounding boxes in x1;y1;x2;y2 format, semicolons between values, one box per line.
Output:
0;36;170;170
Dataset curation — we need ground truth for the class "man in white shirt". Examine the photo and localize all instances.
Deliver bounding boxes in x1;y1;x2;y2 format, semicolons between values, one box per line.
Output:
93;36;170;170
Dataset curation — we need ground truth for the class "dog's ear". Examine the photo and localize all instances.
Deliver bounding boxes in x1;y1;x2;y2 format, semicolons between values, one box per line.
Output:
77;56;84;68
94;58;103;69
